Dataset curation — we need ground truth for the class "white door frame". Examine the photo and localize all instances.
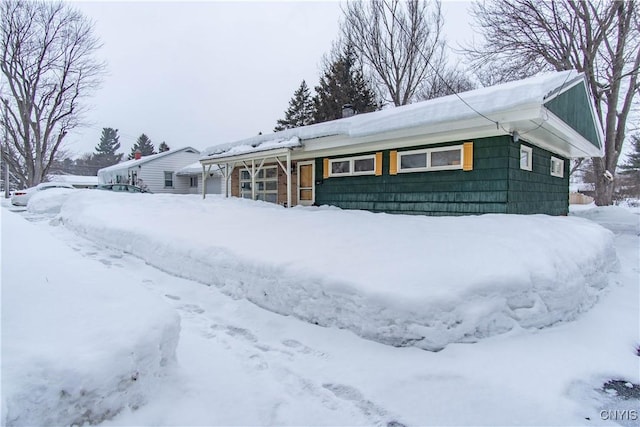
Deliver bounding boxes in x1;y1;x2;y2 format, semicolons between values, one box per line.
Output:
297;161;315;206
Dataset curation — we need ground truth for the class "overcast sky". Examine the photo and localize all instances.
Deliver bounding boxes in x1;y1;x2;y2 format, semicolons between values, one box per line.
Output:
66;1;475;158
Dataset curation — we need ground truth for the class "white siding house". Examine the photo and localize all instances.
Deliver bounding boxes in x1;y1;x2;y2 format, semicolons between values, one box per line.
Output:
176;162;226;195
98;147;201;194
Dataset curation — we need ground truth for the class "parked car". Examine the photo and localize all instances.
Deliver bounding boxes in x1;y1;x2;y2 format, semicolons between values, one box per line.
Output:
11;182;76;206
96;184;152;193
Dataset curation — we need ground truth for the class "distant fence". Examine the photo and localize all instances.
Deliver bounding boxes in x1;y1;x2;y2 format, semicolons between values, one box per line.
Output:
570;192;594;205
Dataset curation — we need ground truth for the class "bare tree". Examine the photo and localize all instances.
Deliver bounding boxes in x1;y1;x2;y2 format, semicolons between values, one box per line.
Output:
0;0;104;188
466;0;640;206
341;0;446;106
416;65;476;101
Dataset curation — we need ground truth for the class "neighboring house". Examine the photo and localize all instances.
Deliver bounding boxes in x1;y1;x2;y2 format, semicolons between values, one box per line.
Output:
200;71;604;216
175;162;225;195
49;174;98;189
98;147;201;194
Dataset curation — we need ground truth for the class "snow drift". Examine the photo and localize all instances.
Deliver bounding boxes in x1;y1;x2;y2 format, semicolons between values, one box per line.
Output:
1;211;180;426
56;191;616;351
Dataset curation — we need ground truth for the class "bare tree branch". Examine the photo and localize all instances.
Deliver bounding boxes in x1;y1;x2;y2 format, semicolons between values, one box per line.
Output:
465;0;640;206
341;0;446;106
0;0;105;187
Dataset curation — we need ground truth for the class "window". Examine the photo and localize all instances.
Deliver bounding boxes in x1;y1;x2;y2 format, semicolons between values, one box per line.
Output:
189;176;198;188
397;145;463;173
550;157;564;177
520;146;533;171
239;165;278;203
329;154;376;177
164;171;174;187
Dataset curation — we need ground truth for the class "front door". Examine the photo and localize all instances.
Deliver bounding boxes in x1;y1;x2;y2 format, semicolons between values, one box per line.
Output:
297;161;315;206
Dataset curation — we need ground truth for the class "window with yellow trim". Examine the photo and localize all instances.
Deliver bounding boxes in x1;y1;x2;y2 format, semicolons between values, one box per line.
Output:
397;145;464;173
328;154;377;177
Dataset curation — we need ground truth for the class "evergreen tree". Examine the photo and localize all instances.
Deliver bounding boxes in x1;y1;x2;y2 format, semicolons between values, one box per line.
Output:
94;128;123;168
313;44;380;124
158;141;170;152
129;134;156;159
618;134;640;198
274;80;315;131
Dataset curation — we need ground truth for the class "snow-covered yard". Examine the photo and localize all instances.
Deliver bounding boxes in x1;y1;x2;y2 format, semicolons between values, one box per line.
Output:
56;191;617;351
2;191;638;426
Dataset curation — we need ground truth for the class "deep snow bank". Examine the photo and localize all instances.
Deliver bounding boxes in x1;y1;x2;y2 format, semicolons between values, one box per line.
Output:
1;211;180;426
58;192;616;351
26;187;78;215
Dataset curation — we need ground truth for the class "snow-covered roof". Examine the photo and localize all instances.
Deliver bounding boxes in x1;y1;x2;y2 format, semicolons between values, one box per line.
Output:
201;70;601;161
49;174;99;185
176;162;224;176
201;136;302;161
99;147;200;174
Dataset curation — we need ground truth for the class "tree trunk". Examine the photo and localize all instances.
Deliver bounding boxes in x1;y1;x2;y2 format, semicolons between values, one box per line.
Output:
593;158;615;206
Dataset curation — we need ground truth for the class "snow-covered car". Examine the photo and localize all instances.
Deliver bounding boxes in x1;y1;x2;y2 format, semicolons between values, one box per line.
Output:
96;184;152;193
10;182;76;206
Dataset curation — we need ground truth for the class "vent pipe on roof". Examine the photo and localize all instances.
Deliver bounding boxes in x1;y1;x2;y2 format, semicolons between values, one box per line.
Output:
134;149;142;160
342;104;355;118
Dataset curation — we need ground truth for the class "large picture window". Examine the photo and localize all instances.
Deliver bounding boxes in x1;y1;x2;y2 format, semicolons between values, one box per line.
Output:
329;154;377;177
239;165;278;203
397;145;463;173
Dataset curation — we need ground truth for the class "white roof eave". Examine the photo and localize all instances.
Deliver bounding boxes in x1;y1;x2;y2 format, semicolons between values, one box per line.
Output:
298;104;544;157
200;146;295;165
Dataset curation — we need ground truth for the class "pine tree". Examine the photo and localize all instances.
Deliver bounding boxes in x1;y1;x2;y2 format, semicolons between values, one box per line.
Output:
94;127;123;168
129;134;156;159
158;141;170;152
618;134;640;198
313;44;380;124
274;80;315;131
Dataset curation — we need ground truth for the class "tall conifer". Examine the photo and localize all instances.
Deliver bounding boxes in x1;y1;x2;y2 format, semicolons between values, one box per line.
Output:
313;44;380;123
274;80;315;131
129;134;156;159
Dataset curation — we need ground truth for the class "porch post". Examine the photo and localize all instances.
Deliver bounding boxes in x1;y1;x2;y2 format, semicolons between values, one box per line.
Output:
286;151;292;208
251;159;256;200
201;164;207;199
224;163;229;197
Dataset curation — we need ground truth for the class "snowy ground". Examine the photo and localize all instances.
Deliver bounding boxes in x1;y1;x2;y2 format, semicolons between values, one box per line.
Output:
2;192;639;426
1;197;181;426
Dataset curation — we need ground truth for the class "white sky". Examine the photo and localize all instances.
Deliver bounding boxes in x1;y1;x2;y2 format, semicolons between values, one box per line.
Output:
66;1;475;157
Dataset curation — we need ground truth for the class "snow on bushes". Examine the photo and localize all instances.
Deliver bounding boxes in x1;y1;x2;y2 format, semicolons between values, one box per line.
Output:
1;211;180;426
57;191;616;351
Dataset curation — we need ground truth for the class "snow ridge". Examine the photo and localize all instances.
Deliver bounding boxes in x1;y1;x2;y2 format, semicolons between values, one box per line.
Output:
56;191;617;351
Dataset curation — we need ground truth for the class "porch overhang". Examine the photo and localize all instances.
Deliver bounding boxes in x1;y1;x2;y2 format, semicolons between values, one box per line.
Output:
200;146;295;166
199;146;296;207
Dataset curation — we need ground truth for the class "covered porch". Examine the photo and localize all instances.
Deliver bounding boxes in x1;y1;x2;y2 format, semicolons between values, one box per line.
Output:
199;144;315;207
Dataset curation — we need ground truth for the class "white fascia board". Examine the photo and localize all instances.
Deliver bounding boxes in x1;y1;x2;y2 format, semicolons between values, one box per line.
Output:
539;111;604;158
200;147;293;165
294;126;508;159
295;105;543;159
540;75;585;103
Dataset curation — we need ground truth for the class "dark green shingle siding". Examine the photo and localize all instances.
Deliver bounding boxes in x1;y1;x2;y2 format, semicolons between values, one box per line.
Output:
315;136;512;215
506;143;569;215
313;135;569;216
544;83;601;149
